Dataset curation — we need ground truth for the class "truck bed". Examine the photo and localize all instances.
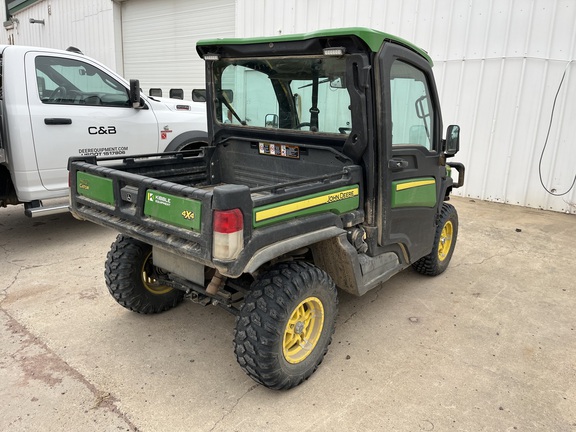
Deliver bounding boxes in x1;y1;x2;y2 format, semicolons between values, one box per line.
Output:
69;139;363;275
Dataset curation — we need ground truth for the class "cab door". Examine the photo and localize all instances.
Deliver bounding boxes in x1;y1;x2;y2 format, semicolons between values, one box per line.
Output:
25;52;159;191
377;44;446;262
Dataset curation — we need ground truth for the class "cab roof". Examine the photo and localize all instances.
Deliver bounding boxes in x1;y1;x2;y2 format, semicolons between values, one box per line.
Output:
197;27;432;65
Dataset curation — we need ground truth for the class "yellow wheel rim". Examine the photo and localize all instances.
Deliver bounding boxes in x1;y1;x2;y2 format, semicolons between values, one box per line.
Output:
141;252;173;295
437;220;454;262
283;296;324;364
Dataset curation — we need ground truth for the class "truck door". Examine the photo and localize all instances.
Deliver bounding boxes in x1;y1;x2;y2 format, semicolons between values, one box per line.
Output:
377;44;446;262
25;52;159;191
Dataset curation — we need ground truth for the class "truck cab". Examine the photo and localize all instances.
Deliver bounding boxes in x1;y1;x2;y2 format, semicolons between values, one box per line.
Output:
196;28;463;270
0;44;207;216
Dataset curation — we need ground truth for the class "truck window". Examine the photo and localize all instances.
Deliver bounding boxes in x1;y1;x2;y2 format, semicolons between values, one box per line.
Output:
213;56;352;134
390;60;435;150
35;56;130;107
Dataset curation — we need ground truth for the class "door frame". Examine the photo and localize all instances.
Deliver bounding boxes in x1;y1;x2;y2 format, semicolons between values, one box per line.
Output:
375;43;446;262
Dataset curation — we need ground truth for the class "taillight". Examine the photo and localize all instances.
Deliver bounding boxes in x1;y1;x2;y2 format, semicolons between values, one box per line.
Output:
213;209;244;260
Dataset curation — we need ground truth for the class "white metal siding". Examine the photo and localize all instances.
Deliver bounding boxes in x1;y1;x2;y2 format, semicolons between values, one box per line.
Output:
0;0;118;70
121;0;235;99
237;0;576;214
2;0;574;213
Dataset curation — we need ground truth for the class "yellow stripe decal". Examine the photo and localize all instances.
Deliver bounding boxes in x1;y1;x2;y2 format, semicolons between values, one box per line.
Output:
255;187;359;222
396;179;436;191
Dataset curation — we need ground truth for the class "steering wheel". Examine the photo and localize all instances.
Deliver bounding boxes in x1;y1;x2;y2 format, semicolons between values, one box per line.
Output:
49;86;67;102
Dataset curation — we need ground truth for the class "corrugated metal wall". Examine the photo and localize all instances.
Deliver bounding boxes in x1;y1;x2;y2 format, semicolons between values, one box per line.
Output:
120;0;235;98
2;0;574;213
0;0;119;69
237;0;576;214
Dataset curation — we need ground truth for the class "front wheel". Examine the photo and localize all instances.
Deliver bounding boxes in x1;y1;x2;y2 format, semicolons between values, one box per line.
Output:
234;261;338;390
412;203;459;276
104;235;184;314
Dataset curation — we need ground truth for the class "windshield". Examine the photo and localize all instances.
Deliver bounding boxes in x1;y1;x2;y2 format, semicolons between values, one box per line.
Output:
213;56;352;134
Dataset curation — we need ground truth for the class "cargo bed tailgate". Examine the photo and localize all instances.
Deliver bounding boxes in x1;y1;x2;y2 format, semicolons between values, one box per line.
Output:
69;154;215;265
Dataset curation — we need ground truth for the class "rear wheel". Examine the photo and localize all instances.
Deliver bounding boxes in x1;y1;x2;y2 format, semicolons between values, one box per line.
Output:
234;261;338;390
104;235;184;314
412;203;458;276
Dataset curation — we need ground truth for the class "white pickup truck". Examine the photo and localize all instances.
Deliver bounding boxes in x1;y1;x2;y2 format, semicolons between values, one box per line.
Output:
0;44;207;217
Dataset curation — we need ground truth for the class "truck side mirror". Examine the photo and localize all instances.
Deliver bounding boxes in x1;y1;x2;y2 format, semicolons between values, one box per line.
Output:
129;79;142;108
445;125;460;157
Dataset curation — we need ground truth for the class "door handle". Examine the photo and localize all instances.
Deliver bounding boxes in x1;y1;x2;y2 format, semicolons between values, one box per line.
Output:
44;118;72;125
388;158;409;170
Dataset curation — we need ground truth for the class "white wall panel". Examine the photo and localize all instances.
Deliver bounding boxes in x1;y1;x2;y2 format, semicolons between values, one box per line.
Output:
121;0;235;98
0;0;118;69
1;0;574;212
237;0;576;213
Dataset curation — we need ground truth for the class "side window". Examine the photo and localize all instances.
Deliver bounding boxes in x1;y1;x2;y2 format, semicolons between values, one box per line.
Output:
35;56;130;107
390;60;435;150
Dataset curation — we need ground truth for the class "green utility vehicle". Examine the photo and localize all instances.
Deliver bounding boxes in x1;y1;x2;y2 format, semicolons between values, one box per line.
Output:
69;28;464;390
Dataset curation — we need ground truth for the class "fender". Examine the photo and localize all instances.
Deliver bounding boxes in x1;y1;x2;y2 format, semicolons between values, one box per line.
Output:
162;130;209;152
239;226;346;277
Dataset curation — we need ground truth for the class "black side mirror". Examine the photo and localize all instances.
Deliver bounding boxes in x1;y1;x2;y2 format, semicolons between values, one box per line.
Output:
129;79;142;108
265;114;279;128
445;125;460;157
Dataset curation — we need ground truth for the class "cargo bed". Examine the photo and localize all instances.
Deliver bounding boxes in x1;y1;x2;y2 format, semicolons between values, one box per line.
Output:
69;139;363;275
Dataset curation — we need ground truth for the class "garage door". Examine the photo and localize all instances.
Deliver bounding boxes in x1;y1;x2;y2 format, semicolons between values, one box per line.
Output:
121;0;235;99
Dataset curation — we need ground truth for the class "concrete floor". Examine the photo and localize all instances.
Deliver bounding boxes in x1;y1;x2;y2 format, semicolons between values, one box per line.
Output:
1;197;575;432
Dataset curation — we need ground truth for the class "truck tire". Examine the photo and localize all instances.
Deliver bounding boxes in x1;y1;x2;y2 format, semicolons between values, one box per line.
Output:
412;203;458;276
234;261;338;390
104;235;184;314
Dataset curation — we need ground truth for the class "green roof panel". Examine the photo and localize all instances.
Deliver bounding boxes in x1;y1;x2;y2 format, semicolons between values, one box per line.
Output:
197;27;432;64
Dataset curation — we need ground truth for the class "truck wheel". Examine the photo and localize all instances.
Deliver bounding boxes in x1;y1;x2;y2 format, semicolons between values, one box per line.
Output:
234;261;338;390
104;235;184;314
412;203;458;276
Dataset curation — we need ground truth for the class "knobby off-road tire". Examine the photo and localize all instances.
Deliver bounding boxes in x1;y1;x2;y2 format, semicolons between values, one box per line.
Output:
412;203;459;276
104;235;184;314
234;261;338;390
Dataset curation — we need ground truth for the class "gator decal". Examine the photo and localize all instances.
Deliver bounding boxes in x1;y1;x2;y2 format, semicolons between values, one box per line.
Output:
77;172;114;205
144;190;202;230
392;178;436;208
254;185;359;228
